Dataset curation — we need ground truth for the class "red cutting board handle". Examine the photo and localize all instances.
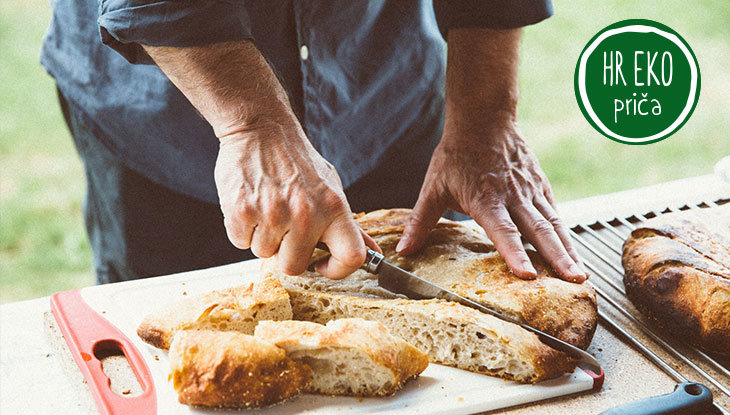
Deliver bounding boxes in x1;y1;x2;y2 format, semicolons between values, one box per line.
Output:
51;289;156;415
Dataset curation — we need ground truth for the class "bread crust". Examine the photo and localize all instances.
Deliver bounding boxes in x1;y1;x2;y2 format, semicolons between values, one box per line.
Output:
137;278;292;349
264;208;598;350
286;288;578;383
622;205;730;355
169;330;311;408
254;318;428;396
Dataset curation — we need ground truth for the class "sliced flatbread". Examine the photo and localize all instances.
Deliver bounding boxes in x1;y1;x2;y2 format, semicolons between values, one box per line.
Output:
254;318;428;396
169;329;311;408
264;208;598;350
286;288;577;383
137;278;291;349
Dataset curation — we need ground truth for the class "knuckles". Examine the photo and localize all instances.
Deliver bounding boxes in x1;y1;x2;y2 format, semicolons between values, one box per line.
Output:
290;199;315;228
544;213;563;227
251;243;276;259
235;203;257;223
489;219;519;235
530;218;556;237
223;217;251;249
320;189;346;214
337;248;367;269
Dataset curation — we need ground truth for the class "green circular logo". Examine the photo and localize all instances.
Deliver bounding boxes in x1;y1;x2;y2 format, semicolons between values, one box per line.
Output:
574;19;700;145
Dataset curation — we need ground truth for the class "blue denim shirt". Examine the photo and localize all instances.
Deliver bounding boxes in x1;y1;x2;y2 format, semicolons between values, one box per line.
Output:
41;0;552;204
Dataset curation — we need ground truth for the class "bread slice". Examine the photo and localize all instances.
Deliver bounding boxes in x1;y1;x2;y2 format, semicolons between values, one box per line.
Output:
264;208;598;350
169;329;311;408
254;318;428;396
137;278;291;349
286;288;577;383
622;204;730;355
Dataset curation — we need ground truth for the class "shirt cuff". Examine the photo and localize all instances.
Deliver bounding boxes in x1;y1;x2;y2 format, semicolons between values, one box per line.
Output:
433;0;554;38
98;0;254;64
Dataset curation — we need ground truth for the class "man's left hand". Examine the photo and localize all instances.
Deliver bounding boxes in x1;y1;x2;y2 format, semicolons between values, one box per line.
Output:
396;118;587;283
395;27;587;283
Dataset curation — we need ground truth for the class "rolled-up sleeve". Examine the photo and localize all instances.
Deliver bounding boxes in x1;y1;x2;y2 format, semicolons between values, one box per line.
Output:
98;0;253;64
433;0;553;38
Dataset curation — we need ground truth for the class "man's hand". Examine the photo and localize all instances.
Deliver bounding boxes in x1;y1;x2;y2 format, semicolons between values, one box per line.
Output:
214;120;379;279
143;41;377;279
396;28;587;283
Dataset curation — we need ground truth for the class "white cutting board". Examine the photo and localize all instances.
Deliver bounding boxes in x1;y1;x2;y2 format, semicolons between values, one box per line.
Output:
78;259;595;414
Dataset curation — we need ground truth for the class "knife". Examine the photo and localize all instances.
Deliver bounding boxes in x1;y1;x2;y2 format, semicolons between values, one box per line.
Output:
316;243;604;388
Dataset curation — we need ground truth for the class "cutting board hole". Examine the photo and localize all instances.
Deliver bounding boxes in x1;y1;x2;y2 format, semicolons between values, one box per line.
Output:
684;383;703;396
93;340;144;397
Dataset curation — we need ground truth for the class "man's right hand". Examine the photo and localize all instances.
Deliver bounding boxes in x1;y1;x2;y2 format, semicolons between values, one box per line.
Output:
142;40;376;279
215;119;377;279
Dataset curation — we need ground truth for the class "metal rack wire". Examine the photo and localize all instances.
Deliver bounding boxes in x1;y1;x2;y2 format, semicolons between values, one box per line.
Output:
569;198;730;414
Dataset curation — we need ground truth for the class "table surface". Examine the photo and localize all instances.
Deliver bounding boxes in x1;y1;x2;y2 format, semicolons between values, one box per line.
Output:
2;173;729;415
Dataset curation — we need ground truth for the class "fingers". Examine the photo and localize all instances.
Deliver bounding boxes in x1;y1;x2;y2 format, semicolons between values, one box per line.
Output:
510;202;587;283
276;228;320;276
315;218;367;280
397;190;446;256
224;216;256;250
250;221;287;259
472;206;537;279
543;186;557;208
533;198;585;269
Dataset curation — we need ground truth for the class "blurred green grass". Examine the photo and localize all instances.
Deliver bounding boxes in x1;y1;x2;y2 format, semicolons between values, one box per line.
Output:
1;0;93;303
1;0;729;303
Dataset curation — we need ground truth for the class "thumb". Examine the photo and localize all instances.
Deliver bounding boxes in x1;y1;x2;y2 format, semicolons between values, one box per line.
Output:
397;190;445;256
360;228;382;254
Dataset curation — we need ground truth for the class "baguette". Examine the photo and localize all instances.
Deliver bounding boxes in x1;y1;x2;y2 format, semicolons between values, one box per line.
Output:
137;278;291;349
622;205;730;354
169;329;311;408
286;288;577;383
254;318;428;396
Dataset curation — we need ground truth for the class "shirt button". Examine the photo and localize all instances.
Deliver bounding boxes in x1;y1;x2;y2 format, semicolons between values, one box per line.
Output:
300;45;309;61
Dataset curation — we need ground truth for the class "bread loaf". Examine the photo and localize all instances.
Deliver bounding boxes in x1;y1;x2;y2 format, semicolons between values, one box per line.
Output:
137;278;291;349
254;318;428;396
286;288;577;383
265;209;597;350
622;205;730;355
168;329;311;408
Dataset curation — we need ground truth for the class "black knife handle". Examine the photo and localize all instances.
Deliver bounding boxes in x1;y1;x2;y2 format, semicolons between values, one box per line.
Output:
599;383;715;415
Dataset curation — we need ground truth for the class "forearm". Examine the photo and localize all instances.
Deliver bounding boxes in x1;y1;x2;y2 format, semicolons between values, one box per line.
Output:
444;28;522;134
143;40;297;138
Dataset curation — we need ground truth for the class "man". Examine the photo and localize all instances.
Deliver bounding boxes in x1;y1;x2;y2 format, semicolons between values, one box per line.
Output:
42;1;587;285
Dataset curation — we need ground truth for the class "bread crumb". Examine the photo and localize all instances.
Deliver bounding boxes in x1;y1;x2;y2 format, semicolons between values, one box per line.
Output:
154;355;159;361
122;389;131;395
182;291;187;295
358;398;364;403
45;353;50;357
458;397;464;402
